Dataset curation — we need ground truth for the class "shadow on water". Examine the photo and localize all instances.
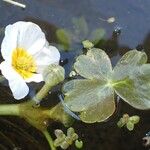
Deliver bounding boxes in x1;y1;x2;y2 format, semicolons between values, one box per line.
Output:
0;0;150;149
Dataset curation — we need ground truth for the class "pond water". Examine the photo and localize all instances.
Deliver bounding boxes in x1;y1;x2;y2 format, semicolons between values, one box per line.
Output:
0;0;150;150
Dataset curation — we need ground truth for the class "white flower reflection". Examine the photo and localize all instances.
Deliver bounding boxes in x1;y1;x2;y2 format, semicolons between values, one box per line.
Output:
0;21;60;100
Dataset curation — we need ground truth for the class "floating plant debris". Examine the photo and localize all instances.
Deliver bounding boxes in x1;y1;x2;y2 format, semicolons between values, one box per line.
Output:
99;16;116;23
3;0;26;8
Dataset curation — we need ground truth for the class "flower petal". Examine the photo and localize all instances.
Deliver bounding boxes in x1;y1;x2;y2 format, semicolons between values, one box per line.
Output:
17;22;46;54
25;73;43;83
0;61;29;100
1;21;46;61
34;46;60;73
1;24;18;60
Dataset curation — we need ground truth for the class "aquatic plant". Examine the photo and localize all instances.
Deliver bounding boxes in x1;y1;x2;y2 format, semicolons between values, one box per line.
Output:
54;127;83;149
56;16;105;51
0;21;150;150
117;114;140;131
63;46;150;123
0;21;72;150
0;21;60;99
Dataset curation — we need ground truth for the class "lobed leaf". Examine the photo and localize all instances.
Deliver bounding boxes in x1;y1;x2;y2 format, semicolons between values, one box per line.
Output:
112;50;147;81
74;48;112;80
113;64;150;109
79;91;115;123
63;78;115;122
63;49;150;123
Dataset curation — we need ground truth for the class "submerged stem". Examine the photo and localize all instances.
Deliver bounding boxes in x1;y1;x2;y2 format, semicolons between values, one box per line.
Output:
43;130;56;150
0;104;20;116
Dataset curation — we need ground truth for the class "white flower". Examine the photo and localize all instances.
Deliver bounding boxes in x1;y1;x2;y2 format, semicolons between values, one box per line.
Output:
0;21;60;100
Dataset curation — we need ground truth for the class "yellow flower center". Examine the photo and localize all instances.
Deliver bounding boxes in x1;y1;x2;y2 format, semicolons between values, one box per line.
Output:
12;48;37;79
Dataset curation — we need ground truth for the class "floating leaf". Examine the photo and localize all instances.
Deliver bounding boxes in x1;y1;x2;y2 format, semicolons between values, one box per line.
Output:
63;48;150;123
129;116;140;124
63;48;115;123
117;118;126;128
112;50;150;109
56;29;71;51
75;140;83;149
72;16;88;40
79;91;115;123
112;50;147;81
89;28;105;44
117;114;140;131
63;79;107;111
74;48;112;80
82;40;94;49
126;122;134;131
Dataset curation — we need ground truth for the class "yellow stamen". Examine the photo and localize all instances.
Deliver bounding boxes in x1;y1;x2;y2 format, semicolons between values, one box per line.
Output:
12;48;37;79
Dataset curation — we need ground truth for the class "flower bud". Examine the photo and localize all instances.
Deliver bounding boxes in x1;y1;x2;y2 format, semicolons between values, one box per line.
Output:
43;64;65;87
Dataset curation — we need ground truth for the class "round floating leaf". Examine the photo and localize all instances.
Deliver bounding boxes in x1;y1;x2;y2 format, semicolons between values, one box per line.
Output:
63;79;115;122
113;64;150;109
74;48;112;80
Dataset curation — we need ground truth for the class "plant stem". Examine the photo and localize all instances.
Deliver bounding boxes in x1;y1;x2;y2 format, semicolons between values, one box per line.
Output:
0;104;20;116
43;130;56;150
32;83;52;104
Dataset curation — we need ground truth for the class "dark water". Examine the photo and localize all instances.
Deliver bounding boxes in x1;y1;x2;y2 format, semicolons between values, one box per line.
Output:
0;0;150;150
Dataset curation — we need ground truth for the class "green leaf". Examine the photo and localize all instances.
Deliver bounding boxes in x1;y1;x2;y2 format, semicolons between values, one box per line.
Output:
63;48;114;123
117;118;126;128
63;79;115;123
126;122;134;131
129;116;140;124
72;17;89;40
112;51;150;109
75;140;83;149
56;29;71;51
115;50;147;67
112;50;147;81
63;79;106;111
63;49;150;123
89;28;105;44
82;40;94;49
79;92;115;123
74;48;112;80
